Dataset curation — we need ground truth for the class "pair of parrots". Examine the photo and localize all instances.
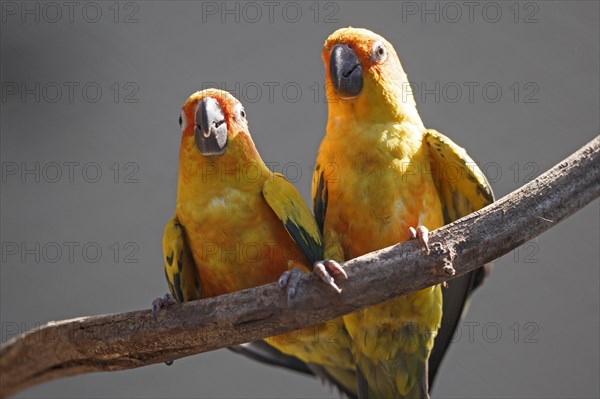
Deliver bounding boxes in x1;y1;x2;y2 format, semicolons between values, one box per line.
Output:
154;27;494;399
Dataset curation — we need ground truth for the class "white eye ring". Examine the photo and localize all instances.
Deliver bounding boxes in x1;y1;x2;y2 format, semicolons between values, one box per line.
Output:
235;103;247;121
179;110;187;131
371;41;387;63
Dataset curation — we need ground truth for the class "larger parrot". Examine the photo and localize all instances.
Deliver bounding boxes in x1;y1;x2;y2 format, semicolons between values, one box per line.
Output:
312;28;494;398
155;89;355;396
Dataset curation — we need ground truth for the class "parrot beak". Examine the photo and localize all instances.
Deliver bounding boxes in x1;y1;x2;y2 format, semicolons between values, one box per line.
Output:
195;97;228;156
329;44;363;99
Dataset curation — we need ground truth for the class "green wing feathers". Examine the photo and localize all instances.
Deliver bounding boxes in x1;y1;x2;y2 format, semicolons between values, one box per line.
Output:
312;165;328;234
162;217;201;303
262;173;324;266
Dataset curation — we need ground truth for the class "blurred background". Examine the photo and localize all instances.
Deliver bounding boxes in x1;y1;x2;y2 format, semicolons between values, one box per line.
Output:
1;1;598;398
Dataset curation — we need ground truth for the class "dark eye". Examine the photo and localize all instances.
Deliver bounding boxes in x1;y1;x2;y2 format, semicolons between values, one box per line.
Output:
235;103;246;121
371;41;387;63
179;111;187;131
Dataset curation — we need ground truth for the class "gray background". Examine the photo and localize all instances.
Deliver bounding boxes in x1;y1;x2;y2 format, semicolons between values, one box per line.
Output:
1;1;598;398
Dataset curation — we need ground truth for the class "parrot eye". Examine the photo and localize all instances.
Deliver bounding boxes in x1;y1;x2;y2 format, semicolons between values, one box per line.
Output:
371;42;387;63
234;103;247;122
179;111;187;131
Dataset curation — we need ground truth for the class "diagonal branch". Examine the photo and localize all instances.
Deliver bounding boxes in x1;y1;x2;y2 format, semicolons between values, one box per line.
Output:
1;136;599;398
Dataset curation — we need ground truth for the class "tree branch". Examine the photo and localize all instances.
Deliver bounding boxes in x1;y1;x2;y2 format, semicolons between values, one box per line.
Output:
1;137;599;398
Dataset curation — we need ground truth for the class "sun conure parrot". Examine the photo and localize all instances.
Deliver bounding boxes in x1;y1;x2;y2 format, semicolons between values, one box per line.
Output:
312;27;495;398
154;89;356;396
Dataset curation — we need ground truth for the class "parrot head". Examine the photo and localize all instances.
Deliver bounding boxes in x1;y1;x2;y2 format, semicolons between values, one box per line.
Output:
179;88;256;158
322;27;420;122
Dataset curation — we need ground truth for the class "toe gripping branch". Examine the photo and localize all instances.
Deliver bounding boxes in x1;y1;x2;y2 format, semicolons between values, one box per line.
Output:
314;259;347;294
279;259;347;304
410;226;457;288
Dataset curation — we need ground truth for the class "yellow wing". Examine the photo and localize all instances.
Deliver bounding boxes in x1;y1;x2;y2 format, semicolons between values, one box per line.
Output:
162;217;201;303
424;129;494;223
262;173;323;266
424;128;495;384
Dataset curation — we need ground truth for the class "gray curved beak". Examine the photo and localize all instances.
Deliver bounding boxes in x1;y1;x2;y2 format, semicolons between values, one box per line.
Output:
195;97;227;156
329;44;363;99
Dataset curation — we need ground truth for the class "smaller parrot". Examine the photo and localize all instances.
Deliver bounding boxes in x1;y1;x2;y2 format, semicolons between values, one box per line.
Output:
154;89;354;396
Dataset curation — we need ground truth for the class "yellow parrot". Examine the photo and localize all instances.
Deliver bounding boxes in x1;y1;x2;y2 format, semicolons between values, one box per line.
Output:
154;89;356;396
313;28;494;398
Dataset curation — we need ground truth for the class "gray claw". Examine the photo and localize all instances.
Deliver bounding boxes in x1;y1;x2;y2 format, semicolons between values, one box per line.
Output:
152;293;177;320
279;268;304;302
278;271;291;288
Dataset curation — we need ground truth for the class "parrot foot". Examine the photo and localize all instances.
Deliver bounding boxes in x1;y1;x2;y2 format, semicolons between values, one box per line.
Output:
278;268;304;302
152;294;177;365
151;293;177;321
409;225;430;254
314;259;347;294
279;260;347;302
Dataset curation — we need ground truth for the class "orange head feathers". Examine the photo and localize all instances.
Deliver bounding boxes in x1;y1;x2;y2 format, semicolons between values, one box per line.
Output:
322;27;419;123
178;89;259;162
